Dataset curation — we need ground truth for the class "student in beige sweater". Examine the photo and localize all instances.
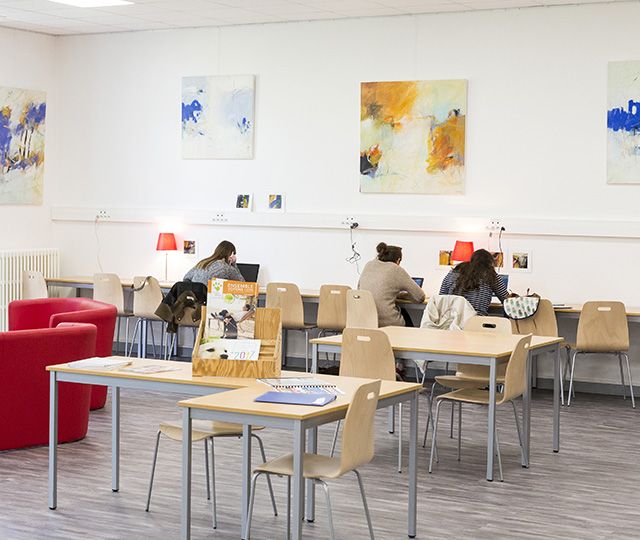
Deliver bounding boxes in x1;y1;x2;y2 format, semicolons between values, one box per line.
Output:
358;242;426;327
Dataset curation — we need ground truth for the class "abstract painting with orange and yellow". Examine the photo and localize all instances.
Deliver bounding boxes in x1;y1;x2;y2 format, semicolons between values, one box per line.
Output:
360;80;466;194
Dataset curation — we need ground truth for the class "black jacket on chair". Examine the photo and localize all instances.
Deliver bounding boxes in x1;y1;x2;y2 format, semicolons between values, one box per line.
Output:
155;280;208;333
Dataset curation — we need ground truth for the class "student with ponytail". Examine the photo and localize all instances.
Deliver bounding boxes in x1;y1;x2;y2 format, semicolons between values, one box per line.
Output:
358;242;426;327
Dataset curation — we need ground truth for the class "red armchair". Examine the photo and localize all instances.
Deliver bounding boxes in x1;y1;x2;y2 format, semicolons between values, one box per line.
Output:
9;298;117;410
0;324;97;451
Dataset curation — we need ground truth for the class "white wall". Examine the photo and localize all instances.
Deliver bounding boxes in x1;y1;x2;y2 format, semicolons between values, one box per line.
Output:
37;2;640;385
0;27;57;250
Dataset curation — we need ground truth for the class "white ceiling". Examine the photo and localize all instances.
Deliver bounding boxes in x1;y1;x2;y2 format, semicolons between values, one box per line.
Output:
0;0;631;36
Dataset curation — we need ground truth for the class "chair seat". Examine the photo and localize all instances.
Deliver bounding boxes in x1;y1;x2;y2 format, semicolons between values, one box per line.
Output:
118;311;134;317
254;452;342;480
159;420;264;442
283;323;316;330
565;343;628;353
436;388;505;405
435;374;505;389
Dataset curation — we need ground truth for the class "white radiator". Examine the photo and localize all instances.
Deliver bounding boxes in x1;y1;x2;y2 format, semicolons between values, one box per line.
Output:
0;248;60;331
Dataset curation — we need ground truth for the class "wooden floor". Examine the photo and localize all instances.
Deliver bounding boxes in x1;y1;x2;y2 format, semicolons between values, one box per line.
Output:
1;388;638;539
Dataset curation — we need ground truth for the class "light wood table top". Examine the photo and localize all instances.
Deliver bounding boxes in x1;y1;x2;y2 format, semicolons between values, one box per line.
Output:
178;374;421;420
311;326;563;358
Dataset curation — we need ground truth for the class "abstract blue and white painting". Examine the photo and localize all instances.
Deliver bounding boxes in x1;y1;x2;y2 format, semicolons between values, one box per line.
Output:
0;87;46;204
607;61;640;183
182;75;255;159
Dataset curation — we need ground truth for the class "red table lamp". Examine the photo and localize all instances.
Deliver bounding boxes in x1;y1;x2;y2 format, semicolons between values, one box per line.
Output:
156;232;177;281
451;241;474;263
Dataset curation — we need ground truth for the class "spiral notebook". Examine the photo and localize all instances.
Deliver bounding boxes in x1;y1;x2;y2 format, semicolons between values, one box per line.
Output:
258;377;344;395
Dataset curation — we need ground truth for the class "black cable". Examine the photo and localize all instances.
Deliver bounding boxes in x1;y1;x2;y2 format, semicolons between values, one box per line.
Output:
346;225;361;274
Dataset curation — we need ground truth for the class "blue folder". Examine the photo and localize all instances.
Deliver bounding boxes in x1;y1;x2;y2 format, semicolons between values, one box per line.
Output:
255;391;337;407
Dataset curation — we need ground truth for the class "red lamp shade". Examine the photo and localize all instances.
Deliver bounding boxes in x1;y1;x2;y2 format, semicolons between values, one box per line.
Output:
451;241;474;262
156;232;177;251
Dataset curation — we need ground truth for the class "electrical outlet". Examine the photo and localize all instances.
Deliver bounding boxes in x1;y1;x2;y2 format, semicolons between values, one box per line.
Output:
487;219;502;231
96;209;110;220
212;213;227;223
341;216;357;227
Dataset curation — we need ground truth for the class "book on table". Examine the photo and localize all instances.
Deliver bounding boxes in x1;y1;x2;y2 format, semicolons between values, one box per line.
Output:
258;377;344;395
66;356;132;370
255;391;337;407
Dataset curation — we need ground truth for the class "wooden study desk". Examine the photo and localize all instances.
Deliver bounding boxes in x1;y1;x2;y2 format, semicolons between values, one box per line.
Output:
179;375;421;540
310;327;564;481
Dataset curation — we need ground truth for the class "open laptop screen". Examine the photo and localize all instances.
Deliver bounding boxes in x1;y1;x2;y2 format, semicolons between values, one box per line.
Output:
237;263;260;283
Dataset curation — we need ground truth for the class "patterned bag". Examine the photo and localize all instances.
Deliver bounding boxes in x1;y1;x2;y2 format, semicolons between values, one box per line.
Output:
503;295;540;320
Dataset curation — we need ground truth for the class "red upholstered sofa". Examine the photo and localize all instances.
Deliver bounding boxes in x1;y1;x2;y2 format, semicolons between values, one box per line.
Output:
0;323;97;451
9;298;117;410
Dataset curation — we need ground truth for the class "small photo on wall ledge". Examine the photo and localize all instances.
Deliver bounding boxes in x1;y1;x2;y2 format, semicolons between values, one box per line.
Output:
183;240;196;255
490;251;505;269
235;193;252;210
267;193;284;212
438;250;454;267
510;251;531;273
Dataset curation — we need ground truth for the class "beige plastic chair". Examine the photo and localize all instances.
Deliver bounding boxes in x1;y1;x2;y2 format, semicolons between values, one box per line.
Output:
266;282;316;371
22;270;48;299
345;289;378;329
429;334;533;481
423;316;512;448
317;285;350;334
93;273;133;355
145;421;277;529
567;301;634;408
128;276;165;358
244;380;381;540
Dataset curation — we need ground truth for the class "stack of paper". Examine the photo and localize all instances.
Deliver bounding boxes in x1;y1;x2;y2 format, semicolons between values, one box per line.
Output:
67;357;132;370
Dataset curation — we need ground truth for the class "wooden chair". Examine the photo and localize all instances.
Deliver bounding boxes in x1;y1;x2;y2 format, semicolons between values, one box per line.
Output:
128;276;165;358
21;270;48;299
566;301;634;408
266;282;315;371
317;284;350;334
345;289;378;329
244;380;381;540
429;334;533;481
93;273;133;355
145;421;277;529
423;316;512;447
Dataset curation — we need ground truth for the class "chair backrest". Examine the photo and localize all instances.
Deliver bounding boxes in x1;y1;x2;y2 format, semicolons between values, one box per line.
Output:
339;379;381;475
22;270;48;299
317;284;350;331
576;301;629;352
464;315;512;334
340;328;396;381
93;273;125;314
500;334;533;403
132;276;164;319
345;289;378;329
421;294;476;330
510;299;558;337
265;282;304;329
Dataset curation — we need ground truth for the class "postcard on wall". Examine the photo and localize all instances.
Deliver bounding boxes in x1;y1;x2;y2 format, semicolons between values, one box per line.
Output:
510;251;531;273
0;87;46;205
490;251;505;268
183;240;196;255
267;193;285;211
203;279;259;341
438;250;454;267
182;74;255;160
360;79;467;194
607;61;640;183
235;193;252;210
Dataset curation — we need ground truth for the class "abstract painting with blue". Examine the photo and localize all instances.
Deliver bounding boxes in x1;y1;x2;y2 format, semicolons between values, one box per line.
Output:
0;87;46;204
607;61;640;183
182;75;255;159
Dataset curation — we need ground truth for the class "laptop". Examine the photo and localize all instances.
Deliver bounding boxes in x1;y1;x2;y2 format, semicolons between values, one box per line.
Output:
237;263;260;283
411;277;424;287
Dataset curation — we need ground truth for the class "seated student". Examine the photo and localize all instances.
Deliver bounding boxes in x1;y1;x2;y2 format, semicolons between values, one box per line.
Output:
183;240;245;285
439;248;508;315
358;242;426;327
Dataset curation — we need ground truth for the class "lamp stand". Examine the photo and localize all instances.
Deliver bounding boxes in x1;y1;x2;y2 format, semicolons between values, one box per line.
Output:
164;253;169;282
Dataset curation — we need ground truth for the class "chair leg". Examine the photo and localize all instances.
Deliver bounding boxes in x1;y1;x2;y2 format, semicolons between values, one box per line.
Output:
495;427;504;482
145;430;161;512
618;353;627;400
148;320;158;359
210;438;217;528
243;471;262;540
317;479;335;540
511;399;526;465
457;402;462;461
115;315;121;355
567;351;579;406
449;400;455;439
252;434;278;516
398;403;403;473
429;400;444;473
124;317;130;356
422;381;437;448
354;470;375;540
286;476;291;540
330;420;341;457
127;318;141;357
304;328;310;373
560;348;570;405
622;352;636;409
204;439;210;501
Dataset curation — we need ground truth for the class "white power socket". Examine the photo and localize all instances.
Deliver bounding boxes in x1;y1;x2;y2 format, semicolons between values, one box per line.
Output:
487;219;502;231
212;213;228;223
342;216;357;227
96;209;110;220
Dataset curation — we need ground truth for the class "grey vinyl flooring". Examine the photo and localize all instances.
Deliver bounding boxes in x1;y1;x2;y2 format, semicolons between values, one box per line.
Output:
1;387;639;539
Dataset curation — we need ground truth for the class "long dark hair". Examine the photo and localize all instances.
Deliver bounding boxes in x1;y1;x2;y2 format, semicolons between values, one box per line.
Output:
195;240;236;269
453;249;498;294
376;242;402;263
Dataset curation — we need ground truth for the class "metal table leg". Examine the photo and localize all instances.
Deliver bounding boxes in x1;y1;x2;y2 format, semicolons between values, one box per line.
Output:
112;386;120;492
305;427;318;522
292;422;305;540
553;345;561;453
311;343;318;374
522;351;532;468
486;358;497;481
181;408;192;540
408;392;418;538
241;424;252;539
48;371;58;510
